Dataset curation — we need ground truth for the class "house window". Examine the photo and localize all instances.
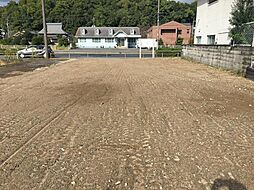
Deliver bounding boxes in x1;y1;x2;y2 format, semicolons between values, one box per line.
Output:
187;29;190;34
178;30;182;35
208;0;218;4
105;38;114;43
196;36;202;44
95;29;100;35
92;38;101;43
130;29;135;35
109;29;114;35
207;35;216;44
80;38;86;43
81;29;87;35
161;29;176;34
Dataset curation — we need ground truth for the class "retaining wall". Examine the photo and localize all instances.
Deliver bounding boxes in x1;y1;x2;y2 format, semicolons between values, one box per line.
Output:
182;45;254;76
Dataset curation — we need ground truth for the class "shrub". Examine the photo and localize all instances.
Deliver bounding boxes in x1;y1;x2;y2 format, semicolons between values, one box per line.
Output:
4;49;16;62
158;38;164;46
32;36;44;45
58;37;69;47
176;37;183;45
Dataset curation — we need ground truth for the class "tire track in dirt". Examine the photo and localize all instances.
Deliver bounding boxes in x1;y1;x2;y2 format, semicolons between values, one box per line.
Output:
1;61;117;189
0;60;116;170
0;96;82;168
37;113;82;189
115;61;164;189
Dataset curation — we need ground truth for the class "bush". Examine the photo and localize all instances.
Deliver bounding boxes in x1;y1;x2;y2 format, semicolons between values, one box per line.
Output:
158;38;164;46
32;36;44;45
156;47;182;57
0;38;12;45
11;36;22;45
158;47;182;51
58;37;69;47
20;38;29;45
4;49;16;62
176;37;183;45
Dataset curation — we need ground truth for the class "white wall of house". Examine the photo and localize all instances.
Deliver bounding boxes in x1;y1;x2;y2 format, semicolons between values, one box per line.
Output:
76;37;139;49
77;38;117;48
194;0;235;45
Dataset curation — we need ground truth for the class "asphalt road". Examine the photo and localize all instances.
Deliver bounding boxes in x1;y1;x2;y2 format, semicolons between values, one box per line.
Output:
55;53;153;59
54;48;153;59
0;58;254;190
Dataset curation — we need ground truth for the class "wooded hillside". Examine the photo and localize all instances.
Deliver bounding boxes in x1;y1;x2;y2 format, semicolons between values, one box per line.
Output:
0;0;196;43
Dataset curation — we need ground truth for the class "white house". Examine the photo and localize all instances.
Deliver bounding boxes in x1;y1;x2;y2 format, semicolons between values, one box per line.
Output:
194;0;235;45
75;27;141;49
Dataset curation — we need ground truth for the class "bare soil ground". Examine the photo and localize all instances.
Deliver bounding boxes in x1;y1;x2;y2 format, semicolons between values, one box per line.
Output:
0;58;253;190
0;59;64;78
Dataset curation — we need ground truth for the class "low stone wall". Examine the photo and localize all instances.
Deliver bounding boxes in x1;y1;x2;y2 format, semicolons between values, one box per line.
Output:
182;45;254;76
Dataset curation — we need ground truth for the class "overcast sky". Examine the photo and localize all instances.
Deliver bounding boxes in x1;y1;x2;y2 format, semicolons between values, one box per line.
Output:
0;0;193;7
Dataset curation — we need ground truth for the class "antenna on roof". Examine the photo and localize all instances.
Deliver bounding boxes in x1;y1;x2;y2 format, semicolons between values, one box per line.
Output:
92;17;96;27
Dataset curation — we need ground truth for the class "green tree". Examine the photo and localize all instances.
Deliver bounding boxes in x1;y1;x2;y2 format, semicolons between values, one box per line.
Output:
58;36;69;47
32;35;44;45
0;0;197;44
229;0;254;44
158;38;164;46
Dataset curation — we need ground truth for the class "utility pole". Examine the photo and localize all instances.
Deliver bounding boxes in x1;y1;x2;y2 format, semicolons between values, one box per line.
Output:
6;16;10;38
157;0;160;44
41;0;49;59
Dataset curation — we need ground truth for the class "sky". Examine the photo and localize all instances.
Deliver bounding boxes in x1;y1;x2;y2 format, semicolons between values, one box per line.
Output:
0;0;17;7
0;0;193;7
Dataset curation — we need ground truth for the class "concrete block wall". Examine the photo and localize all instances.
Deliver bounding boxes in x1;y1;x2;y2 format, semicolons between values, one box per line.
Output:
182;45;254;75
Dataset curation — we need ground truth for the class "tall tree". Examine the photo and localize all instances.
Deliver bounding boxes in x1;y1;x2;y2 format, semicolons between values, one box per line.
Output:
0;0;197;43
230;0;254;44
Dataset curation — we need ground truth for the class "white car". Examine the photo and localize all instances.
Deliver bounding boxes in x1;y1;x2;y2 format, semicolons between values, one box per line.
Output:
16;45;54;58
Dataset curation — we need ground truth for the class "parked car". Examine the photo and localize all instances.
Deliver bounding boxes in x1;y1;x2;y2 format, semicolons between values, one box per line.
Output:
16;45;54;58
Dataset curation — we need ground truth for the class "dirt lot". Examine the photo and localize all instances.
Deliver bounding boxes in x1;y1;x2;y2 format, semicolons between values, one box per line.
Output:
0;59;64;78
0;58;254;190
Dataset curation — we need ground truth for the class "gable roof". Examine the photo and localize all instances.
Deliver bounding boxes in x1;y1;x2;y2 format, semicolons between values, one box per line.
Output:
160;21;191;28
147;21;191;32
113;30;128;37
75;27;141;38
38;23;67;35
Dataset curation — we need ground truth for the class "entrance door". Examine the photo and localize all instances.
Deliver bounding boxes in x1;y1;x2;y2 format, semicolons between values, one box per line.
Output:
117;38;125;47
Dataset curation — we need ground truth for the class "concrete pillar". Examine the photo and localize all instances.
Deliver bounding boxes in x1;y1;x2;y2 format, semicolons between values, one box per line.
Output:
252;33;254;47
125;38;128;48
